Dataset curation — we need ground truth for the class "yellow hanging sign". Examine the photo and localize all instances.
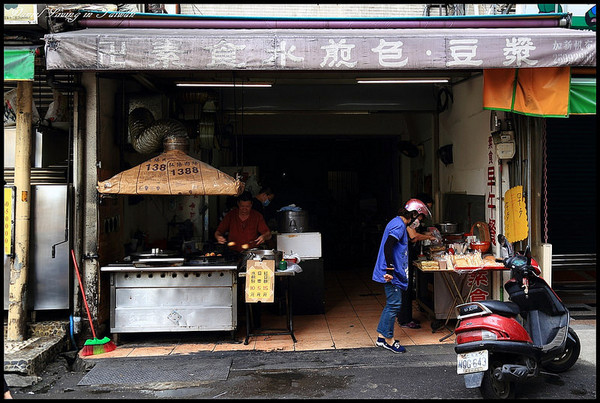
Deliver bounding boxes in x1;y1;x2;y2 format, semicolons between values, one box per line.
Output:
245;260;275;303
4;187;14;255
504;185;529;243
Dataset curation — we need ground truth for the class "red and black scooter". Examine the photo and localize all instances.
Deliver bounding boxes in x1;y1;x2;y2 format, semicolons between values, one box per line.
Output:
453;241;581;399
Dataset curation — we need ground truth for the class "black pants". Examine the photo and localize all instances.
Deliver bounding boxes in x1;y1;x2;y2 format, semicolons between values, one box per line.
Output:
397;268;415;323
398;247;418;323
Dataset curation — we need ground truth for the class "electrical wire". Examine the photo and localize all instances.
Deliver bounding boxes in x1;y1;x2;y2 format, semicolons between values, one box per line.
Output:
542;120;549;243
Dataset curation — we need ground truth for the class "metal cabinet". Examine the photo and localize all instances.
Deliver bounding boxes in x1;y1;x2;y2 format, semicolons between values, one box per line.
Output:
4;185;70;310
101;265;238;336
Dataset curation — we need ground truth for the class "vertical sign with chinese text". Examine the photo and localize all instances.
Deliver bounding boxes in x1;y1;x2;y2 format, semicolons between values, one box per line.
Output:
504;185;529;243
4;187;15;255
245;260;275;303
485;134;498;249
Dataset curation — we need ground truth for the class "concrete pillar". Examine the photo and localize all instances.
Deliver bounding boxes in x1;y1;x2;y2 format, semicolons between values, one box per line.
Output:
81;72;100;325
536;243;553;286
7;81;33;341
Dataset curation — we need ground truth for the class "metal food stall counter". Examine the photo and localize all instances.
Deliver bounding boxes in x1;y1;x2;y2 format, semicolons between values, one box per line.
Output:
101;264;238;340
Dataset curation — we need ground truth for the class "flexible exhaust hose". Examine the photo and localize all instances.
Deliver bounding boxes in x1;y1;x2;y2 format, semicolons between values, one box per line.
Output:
128;107;189;154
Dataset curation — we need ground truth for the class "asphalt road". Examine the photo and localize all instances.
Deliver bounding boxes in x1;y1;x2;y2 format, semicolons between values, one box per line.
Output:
9;324;596;400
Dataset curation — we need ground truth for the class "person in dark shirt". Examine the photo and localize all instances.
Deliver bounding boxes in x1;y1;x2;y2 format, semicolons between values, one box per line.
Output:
252;187;276;225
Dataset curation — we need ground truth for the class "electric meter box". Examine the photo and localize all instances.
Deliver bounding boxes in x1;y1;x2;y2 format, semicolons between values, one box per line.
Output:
496;142;516;159
495;130;516;159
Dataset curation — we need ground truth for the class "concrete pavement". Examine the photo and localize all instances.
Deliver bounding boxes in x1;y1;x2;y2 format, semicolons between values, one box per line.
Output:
6;320;596;399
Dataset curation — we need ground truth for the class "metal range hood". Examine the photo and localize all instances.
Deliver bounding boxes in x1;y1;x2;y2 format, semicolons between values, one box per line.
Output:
97;108;244;196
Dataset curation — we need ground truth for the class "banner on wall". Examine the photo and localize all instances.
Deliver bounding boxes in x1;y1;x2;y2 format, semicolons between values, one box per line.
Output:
4;46;37;81
485;134;498;248
504;185;529;243
483;134;499;300
483;68;596;117
483;67;571;117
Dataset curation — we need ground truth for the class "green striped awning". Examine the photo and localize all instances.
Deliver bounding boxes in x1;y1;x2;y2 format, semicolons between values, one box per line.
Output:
4;46;37;81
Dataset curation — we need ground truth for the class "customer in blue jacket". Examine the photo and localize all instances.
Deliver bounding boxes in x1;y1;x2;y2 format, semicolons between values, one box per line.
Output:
372;201;429;353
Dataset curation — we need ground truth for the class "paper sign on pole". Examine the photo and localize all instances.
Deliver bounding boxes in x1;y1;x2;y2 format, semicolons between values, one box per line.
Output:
245;260;275;303
4;187;14;255
504;185;529;243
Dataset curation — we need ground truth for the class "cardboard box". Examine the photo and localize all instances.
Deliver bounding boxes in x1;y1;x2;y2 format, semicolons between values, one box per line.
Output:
276;232;322;258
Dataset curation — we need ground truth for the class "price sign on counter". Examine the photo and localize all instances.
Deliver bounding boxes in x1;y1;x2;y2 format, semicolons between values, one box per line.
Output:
245;260;275;303
504;185;529;243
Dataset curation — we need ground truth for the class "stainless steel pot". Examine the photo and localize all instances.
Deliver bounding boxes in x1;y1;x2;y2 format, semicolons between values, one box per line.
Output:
245;248;283;261
278;210;308;233
240;248;283;270
438;222;458;234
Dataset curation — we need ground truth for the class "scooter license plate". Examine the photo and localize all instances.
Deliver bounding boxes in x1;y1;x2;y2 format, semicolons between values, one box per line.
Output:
457;350;488;375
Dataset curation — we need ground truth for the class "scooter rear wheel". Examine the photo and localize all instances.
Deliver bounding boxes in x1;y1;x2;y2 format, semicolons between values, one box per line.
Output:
541;327;581;373
480;362;515;399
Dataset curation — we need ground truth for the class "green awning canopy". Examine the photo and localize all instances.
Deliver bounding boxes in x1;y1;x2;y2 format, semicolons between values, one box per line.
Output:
4;46;37;81
569;78;596;115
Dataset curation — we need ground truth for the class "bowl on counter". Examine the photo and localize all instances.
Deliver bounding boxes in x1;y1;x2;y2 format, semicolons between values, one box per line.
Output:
470;241;491;253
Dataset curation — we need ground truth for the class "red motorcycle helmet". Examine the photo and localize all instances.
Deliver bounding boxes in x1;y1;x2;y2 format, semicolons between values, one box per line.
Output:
405;198;432;218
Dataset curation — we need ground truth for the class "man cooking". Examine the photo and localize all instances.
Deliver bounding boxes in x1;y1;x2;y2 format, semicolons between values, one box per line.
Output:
215;191;272;253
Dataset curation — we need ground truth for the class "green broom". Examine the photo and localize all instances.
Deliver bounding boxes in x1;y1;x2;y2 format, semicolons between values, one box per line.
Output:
71;249;116;356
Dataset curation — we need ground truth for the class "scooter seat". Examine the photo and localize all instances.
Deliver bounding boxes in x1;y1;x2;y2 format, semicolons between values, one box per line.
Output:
479;300;520;317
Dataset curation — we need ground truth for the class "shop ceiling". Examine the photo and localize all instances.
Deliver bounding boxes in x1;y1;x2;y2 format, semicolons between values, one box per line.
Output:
123;69;471;116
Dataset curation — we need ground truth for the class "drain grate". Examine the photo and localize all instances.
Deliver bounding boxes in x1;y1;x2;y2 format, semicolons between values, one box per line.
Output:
78;356;232;386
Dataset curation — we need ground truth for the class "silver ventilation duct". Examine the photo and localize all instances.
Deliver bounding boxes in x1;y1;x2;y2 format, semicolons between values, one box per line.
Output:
128;107;189;154
97;108;243;196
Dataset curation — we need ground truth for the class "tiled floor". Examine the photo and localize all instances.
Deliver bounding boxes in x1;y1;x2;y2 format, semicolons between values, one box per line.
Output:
81;269;456;360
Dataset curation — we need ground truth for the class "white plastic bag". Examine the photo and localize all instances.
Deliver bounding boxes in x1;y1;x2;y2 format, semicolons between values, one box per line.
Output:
287;263;303;273
44;90;69;123
4;88;41;127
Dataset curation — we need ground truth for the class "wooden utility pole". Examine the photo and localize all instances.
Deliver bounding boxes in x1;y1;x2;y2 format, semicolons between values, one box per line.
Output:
7;80;34;341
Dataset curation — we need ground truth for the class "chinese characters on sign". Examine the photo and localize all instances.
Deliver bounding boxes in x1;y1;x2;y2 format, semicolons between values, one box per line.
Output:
4;187;14;255
486;135;497;248
504;185;529;243
466;271;490;302
245;260;275;303
45;29;597;71
503;37;538;67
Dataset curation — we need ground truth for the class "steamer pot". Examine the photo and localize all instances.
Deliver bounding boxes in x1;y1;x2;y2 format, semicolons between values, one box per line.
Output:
278;210;308;233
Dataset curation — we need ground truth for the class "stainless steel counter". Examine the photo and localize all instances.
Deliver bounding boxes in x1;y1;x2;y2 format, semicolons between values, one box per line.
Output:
102;264;238;272
101;264;238;338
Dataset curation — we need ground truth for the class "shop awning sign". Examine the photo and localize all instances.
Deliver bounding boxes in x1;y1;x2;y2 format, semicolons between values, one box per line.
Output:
504;186;529;244
44;27;596;71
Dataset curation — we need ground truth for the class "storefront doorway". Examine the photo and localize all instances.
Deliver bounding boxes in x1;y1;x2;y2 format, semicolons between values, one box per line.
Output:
544;114;597;308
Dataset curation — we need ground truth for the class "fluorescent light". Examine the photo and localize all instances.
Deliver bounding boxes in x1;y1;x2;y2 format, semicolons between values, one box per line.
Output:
357;78;449;84
225;110;370;115
176;82;272;88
